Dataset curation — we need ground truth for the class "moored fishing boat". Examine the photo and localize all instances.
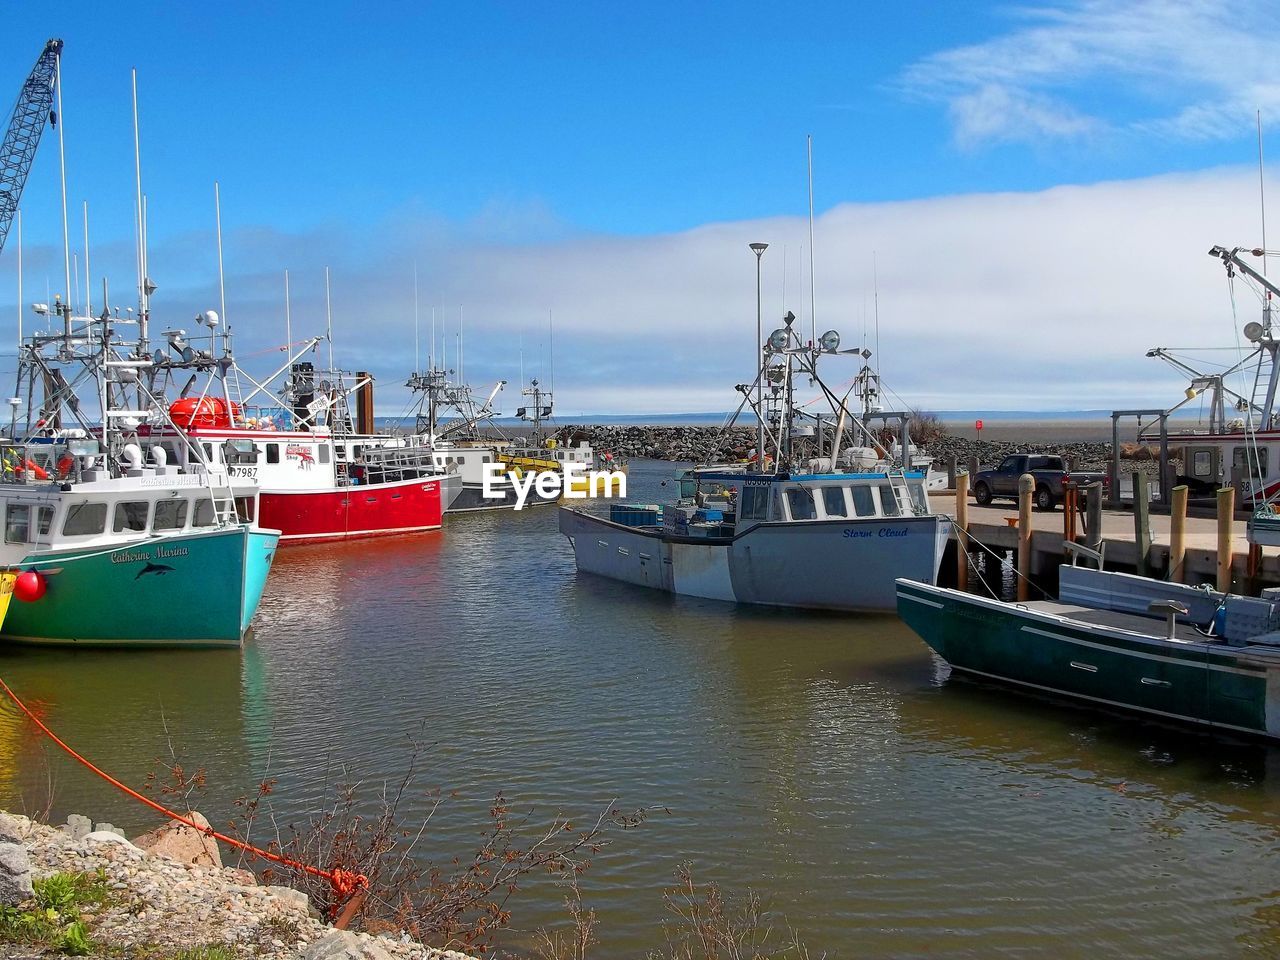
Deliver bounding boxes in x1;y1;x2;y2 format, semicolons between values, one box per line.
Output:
559;310;949;611
896;568;1280;740
143;328;456;544
1;302;278;648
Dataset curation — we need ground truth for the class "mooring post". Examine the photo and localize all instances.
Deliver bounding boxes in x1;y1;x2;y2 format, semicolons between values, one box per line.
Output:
955;471;969;590
1133;470;1151;577
1018;473;1033;601
968;455;979;480
946;455;957;489
1217;486;1235;593
1169;484;1188;583
1231;465;1246;519
1085;480;1103;556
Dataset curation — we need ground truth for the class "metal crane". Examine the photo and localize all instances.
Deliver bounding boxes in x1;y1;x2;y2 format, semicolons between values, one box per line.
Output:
0;38;62;258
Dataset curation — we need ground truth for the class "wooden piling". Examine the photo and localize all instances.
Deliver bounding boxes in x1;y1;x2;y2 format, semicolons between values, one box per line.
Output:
946;455;957;490
1169;484;1188;583
1018;473;1033;602
1133;470;1151;577
955;471;969;590
1085;481;1103;553
968;456;980;480
1217;486;1235;593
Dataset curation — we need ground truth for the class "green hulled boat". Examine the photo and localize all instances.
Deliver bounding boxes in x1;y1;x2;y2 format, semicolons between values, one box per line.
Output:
896;567;1280;741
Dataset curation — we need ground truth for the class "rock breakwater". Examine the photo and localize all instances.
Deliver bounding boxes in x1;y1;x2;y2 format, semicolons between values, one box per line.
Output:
560;424;1167;474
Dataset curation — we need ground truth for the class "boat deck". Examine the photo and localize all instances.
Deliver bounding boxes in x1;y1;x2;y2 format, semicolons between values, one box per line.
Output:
1018;600;1217;644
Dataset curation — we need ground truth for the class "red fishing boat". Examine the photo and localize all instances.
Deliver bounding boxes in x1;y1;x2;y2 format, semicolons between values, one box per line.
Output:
148;392;456;545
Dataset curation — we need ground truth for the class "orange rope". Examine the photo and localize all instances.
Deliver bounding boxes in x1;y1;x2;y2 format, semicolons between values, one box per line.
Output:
0;676;366;912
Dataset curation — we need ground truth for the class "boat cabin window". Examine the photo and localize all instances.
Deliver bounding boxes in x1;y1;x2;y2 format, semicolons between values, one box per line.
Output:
318;444;330;465
5;504;29;544
822;487;848;518
235;497;255;524
63;502;107;536
265;443;280;465
1232;446;1268;480
680;477;697;498
153;500;189;532
457;456;466;465
113;501;150;533
786;487;817;521
877;483;901;517
851;485;875;517
740;485;769;520
1192;450;1213;478
202;443;215;462
193;498;217;527
37;506;53;537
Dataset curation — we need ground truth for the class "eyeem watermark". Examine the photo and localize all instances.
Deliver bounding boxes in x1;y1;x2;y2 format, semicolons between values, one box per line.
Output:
481;462;626;509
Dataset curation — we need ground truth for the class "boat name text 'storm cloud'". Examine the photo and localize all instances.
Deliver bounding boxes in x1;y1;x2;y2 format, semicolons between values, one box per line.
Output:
481;462;626;510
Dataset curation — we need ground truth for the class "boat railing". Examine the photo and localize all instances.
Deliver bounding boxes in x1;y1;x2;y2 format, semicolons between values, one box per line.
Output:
355;444;441;485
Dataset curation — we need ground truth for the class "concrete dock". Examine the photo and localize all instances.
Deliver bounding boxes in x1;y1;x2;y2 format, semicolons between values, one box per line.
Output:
932;491;1280;588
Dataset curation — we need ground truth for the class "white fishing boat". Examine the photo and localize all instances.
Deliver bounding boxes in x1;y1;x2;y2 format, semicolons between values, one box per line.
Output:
558;310;949;612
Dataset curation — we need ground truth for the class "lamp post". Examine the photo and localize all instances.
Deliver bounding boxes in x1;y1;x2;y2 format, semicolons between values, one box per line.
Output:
749;242;768;469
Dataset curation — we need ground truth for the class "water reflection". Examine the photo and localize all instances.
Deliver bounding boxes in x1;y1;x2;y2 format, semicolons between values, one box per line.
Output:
0;460;1274;957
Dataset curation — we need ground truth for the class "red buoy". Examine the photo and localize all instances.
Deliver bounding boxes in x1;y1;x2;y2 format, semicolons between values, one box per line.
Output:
13;571;46;603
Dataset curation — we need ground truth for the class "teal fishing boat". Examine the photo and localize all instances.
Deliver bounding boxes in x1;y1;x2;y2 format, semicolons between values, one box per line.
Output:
1;501;276;649
896;567;1280;740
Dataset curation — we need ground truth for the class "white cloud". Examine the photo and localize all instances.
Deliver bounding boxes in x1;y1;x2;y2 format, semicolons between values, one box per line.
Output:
899;0;1280;147
0;166;1273;418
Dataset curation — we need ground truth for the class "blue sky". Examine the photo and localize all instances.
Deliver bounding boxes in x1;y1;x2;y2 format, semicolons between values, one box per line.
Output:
2;1;1280;415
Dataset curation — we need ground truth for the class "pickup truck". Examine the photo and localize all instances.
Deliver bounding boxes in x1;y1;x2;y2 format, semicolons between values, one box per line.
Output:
972;454;1109;511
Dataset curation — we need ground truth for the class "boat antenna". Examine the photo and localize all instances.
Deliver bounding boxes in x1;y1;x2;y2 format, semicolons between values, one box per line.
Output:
55;47;71;324
131;68;148;353
459;304;464;382
549;306;554;395
430;304;436;371
325;266;334;371
12;210;20;438
412;262;420;375
1259;111;1270;304
82;200;89;317
214;181;227;330
15;208;21;348
873;251;881;375
806;134;817;347
284;268;291;352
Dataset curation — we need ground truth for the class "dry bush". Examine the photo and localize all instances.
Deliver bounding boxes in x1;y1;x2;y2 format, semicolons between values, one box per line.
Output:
650;864;819;960
224;749;648;954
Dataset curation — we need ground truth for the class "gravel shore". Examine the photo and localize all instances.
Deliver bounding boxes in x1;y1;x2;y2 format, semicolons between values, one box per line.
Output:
0;812;477;960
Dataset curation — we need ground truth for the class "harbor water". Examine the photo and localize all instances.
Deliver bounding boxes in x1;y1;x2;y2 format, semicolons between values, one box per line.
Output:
0;459;1277;957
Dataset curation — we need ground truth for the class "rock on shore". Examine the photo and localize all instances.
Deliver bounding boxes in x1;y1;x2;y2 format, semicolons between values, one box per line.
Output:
1;811;478;960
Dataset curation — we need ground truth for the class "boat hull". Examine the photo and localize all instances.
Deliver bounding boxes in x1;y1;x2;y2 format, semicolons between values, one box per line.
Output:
895;579;1280;739
2;525;279;649
447;483;558;512
260;475;444;544
560;509;948;612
